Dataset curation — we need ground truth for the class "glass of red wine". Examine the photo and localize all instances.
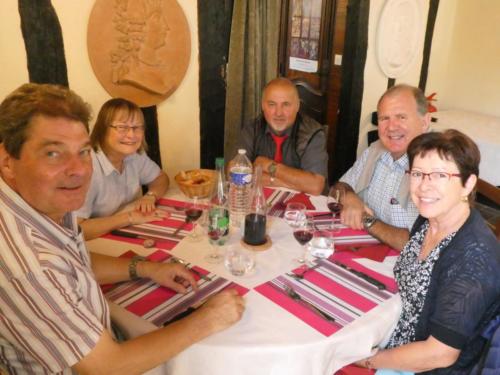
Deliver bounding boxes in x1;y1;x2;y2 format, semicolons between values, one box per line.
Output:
327;187;344;232
293;216;314;263
185;196;204;241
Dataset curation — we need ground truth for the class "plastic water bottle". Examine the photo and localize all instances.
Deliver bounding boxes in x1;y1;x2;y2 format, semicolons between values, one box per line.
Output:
229;149;253;228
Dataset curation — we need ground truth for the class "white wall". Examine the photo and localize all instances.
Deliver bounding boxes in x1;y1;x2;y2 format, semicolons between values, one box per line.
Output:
427;0;500;117
0;0;200;180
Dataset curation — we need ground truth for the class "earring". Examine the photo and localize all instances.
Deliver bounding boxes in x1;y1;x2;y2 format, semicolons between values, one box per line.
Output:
461;196;468;202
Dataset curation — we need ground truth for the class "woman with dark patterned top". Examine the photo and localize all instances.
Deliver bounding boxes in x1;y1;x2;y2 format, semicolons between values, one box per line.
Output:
355;130;500;374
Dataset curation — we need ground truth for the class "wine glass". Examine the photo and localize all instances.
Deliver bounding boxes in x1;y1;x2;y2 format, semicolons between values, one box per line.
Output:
293;216;313;264
205;205;229;263
284;202;306;229
327;187;344;232
185;196;204;241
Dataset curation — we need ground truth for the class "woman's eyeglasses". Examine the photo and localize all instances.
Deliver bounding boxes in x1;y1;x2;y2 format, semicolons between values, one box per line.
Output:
407;170;461;183
109;124;145;134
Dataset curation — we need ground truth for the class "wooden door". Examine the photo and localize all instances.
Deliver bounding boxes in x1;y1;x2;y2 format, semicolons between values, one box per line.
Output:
278;0;347;184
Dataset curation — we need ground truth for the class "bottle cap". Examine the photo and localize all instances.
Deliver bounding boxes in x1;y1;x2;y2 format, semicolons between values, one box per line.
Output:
215;157;224;168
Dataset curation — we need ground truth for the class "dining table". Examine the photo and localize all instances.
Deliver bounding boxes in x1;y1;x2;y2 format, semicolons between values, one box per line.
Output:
86;187;402;375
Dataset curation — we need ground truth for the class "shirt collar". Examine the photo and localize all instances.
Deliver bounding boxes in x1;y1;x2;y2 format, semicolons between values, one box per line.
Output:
0;176;80;247
380;151;409;170
94;148;135;176
264;122;294;138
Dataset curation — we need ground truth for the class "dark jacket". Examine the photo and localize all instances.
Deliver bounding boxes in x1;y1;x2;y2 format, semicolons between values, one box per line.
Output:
412;209;500;374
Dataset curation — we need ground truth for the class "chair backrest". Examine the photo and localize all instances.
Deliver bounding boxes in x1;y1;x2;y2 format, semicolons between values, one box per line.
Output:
475;178;500;240
470;315;500;374
292;79;326;125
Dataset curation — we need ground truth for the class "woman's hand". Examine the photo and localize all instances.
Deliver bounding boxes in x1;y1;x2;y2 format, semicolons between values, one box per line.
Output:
127;208;169;225
135;194;157;213
140;262;198;293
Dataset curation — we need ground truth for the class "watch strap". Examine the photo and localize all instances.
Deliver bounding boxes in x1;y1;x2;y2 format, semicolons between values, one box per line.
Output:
129;255;146;280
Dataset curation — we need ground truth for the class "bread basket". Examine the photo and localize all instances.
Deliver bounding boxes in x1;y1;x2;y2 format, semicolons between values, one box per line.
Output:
174;169;215;198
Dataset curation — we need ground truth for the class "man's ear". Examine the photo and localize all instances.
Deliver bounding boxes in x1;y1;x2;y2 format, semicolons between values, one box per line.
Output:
422;112;431;133
0;144;15;179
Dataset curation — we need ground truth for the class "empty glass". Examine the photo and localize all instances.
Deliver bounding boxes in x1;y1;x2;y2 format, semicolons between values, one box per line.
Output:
284;202;306;228
224;245;255;276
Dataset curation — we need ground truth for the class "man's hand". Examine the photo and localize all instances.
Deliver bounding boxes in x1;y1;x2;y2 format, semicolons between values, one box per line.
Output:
140;262;198;294
194;289;245;334
340;191;371;230
253;156;273;172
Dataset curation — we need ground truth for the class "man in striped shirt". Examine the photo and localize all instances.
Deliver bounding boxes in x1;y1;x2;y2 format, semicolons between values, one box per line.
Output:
0;84;244;374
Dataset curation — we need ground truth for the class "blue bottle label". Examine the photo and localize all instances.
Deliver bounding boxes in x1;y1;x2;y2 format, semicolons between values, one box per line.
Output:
230;172;252;186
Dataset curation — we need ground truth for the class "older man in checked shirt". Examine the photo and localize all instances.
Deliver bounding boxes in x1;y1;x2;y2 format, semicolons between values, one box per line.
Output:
333;84;431;251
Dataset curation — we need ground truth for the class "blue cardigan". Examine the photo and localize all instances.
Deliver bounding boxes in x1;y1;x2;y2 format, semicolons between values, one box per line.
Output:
411;209;500;374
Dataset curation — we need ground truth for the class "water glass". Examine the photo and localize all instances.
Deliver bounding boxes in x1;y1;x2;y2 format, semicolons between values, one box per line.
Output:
284;202;306;228
224;245;255;276
308;229;335;259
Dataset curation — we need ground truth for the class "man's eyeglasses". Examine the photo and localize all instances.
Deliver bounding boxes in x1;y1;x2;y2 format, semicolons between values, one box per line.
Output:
109;124;145;134
407;170;461;183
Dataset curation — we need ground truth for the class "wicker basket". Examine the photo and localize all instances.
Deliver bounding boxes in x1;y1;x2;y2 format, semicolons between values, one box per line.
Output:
174;169;215;198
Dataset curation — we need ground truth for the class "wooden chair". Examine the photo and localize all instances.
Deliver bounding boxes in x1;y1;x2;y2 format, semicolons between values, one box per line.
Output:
475;178;500;240
292;78;326;124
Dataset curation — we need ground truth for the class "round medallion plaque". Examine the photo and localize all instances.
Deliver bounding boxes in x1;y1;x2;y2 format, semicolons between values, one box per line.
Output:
376;0;424;79
87;0;191;106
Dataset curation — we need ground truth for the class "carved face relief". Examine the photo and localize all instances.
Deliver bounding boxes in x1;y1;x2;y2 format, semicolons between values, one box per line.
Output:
88;0;190;106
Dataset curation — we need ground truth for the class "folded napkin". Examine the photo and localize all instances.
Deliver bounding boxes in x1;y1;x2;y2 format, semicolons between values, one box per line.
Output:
285;192;316;210
335;244;392;262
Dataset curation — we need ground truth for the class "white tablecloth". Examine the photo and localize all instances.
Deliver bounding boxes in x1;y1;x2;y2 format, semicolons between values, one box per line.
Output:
432;110;500;186
87;189;402;375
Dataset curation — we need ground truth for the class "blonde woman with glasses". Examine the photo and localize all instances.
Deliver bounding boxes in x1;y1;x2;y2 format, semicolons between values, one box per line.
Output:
76;98;169;240
354;130;500;374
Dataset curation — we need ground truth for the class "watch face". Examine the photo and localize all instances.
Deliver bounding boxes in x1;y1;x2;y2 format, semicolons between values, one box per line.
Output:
363;216;376;228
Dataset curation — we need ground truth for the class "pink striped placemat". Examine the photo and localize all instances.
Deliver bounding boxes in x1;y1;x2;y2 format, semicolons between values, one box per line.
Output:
102;198;196;250
255;252;397;336
102;250;249;327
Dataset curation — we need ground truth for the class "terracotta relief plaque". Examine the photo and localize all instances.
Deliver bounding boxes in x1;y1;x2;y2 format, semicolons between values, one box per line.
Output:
87;0;191;106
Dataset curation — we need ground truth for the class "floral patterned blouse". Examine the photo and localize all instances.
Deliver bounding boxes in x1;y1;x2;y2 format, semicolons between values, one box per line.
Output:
387;222;457;348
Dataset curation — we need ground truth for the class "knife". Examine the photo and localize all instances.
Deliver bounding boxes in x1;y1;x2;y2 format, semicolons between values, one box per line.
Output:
110;230;163;242
332;260;386;290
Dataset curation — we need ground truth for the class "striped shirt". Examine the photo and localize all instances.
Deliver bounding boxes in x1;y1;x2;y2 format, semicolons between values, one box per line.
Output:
0;177;110;374
340;149;419;230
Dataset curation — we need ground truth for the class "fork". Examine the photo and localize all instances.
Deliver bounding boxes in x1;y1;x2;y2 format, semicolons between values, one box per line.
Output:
284;285;335;322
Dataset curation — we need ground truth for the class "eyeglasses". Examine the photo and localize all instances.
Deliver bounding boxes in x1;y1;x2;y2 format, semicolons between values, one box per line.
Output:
109;124;145;134
407;170;461;183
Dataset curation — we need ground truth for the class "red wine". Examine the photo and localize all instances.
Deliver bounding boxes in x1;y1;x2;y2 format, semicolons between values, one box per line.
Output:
208;229;222;241
293;230;313;245
244;213;267;246
327;202;343;214
186;208;202;221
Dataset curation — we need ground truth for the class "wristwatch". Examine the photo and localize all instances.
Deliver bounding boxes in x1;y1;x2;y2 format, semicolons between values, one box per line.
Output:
362;215;377;230
268;162;277;183
145;191;157;200
129;255;146;280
